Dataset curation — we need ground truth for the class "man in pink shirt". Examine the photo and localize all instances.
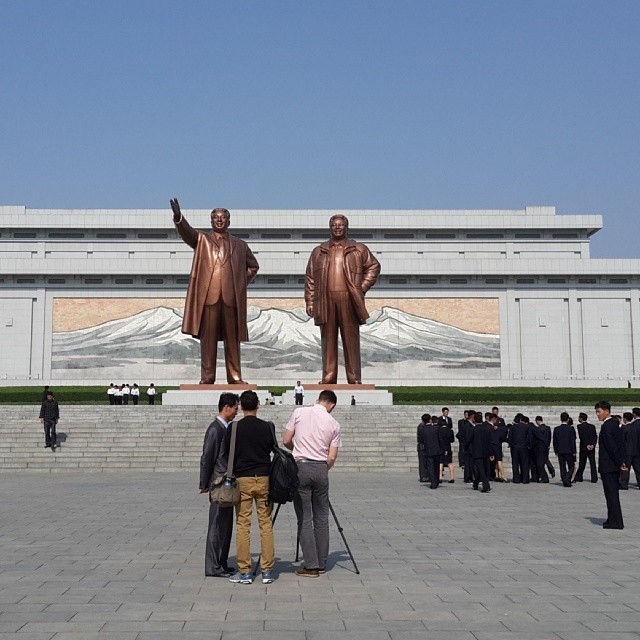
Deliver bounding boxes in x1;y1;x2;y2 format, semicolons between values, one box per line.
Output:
283;390;342;577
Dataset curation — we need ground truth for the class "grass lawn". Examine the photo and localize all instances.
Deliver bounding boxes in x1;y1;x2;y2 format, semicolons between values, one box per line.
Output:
2;385;637;405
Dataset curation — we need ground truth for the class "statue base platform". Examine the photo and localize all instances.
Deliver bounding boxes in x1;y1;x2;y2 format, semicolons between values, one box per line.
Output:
179;383;257;390
281;384;393;406
163;384;270;406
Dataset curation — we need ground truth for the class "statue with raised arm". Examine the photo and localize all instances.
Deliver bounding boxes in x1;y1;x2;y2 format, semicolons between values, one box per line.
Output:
305;214;380;384
170;198;259;384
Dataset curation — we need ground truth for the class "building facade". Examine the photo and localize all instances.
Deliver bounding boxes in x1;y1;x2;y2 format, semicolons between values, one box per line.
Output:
0;204;638;386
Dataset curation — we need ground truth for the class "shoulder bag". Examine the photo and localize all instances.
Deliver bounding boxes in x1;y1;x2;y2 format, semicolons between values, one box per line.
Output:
209;421;241;508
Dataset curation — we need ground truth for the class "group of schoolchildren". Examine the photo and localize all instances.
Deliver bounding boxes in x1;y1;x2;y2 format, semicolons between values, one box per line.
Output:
107;382;157;405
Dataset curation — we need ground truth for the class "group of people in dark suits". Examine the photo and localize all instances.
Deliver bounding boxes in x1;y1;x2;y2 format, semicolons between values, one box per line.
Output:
416;403;640;530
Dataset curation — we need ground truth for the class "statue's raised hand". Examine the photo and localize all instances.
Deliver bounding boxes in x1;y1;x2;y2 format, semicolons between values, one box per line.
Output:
170;198;182;222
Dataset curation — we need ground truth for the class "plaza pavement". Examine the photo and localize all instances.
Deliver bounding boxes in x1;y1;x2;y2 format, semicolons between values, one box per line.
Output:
0;471;638;640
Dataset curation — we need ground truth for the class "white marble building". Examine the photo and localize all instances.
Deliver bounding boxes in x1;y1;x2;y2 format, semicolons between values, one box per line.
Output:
0;204;638;386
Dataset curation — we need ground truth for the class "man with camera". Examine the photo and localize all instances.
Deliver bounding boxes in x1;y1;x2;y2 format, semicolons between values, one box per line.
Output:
283;390;342;577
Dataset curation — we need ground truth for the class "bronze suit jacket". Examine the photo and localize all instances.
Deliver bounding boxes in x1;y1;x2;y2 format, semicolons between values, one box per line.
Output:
305;239;380;326
175;217;259;340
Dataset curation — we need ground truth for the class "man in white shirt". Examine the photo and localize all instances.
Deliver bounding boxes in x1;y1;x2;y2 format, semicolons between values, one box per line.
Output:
283;390;342;577
294;381;304;405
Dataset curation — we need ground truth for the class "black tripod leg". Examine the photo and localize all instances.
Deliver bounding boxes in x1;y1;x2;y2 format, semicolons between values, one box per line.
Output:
251;503;281;577
328;500;360;574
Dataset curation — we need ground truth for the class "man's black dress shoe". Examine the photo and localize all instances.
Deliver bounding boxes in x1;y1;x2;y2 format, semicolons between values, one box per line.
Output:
603;523;623;530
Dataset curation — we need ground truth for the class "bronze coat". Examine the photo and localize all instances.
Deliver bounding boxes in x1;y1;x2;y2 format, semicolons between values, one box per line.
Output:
305;239;380;326
175;217;259;341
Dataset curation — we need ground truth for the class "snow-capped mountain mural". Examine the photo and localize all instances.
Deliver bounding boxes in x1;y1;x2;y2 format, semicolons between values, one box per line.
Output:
51;304;500;382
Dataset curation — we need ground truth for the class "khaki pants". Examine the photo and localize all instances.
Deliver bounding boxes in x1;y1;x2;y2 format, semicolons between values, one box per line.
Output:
235;476;274;574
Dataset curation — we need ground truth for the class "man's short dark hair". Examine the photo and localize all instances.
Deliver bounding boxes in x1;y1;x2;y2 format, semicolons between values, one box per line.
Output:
578;412;588;421
623;412;634;422
46;391;54;398
485;412;493;420
441;407;449;412
535;416;543;422
487;413;498;423
560;412;570;422
595;400;611;412
492;406;499;412
474;412;483;423
240;390;259;411
421;413;431;423
633;407;640;418
514;413;523;422
218;392;239;412
318;389;337;405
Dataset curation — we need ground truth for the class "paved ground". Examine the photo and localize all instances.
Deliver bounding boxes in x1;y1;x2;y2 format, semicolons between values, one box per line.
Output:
0;471;639;640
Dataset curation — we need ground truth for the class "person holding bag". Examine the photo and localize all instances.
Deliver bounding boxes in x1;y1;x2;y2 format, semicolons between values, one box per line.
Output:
199;392;239;577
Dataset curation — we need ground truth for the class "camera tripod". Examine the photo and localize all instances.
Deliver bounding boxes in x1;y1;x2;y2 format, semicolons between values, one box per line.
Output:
251;499;360;576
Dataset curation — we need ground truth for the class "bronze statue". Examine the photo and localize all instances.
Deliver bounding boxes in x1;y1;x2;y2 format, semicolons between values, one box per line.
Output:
170;198;259;384
305;214;380;384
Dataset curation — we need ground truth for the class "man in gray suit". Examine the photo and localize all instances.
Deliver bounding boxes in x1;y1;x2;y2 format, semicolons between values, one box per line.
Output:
199;392;239;577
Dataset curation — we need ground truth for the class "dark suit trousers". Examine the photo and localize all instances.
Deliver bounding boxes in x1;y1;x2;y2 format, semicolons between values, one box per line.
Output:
473;457;490;492
531;448;549;483
426;455;441;489
557;453;575;486
200;302;242;384
575;449;598;482
463;452;473;483
620;456;640;489
601;471;624;528
511;448;530;483
417;447;428;481
43;419;57;447
205;501;234;575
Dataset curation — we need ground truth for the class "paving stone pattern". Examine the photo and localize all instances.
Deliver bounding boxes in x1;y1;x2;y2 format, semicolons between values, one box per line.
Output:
0;471;638;639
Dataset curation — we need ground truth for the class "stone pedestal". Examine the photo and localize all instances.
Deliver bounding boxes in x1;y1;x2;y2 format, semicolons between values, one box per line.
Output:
163;383;271;406
281;384;393;406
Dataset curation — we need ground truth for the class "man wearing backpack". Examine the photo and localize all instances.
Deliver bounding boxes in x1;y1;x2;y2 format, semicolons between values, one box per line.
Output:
283;389;342;578
226;390;276;585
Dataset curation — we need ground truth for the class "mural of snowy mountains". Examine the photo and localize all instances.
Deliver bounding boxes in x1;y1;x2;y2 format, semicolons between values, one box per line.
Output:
52;305;499;377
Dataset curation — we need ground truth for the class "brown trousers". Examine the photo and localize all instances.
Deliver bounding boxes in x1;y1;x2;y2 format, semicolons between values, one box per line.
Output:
320;291;361;384
199;302;242;383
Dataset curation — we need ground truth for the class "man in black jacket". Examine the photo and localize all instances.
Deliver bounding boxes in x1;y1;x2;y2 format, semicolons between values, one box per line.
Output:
573;412;598;483
467;413;495;493
507;414;531;484
226;390;275;585
199;392;239;577
422;415;443;489
619;412;638;490
456;410;469;469
553;412;577;487
595;401;627;529
459;410;476;483
530;417;551;483
416;415;430;483
623;407;640;489
438;413;456;483
39;391;60;450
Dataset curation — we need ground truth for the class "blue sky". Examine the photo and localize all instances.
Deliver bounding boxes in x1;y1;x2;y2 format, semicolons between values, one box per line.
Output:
1;1;639;257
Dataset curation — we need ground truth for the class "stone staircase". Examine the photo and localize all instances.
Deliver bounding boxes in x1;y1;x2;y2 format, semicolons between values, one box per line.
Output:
0;404;615;474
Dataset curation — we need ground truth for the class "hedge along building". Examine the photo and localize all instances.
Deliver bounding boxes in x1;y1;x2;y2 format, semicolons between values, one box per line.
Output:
0;204;638;387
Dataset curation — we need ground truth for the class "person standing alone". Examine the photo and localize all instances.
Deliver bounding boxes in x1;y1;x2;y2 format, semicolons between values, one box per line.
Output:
595;401;627;529
39;390;59;451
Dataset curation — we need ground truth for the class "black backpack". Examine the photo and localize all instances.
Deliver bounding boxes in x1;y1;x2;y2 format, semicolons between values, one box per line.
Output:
268;424;299;504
